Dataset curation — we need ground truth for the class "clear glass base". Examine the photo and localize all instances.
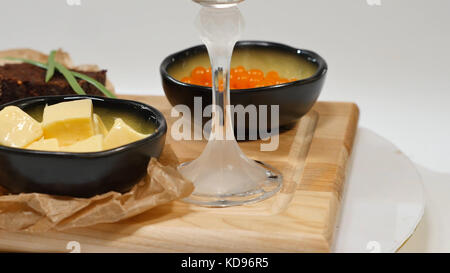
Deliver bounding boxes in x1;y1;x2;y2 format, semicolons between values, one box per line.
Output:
181;160;283;207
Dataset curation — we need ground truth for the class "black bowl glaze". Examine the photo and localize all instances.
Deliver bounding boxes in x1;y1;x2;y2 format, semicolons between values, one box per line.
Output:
160;40;327;139
0;95;167;198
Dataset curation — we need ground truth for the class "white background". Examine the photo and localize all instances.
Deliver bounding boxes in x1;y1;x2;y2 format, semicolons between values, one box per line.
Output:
1;0;449;251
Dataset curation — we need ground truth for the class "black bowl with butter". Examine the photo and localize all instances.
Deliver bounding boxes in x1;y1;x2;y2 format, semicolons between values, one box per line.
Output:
0;95;167;198
160;40;327;139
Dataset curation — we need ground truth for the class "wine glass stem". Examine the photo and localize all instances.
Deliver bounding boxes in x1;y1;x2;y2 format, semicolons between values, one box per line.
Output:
178;4;283;206
210;50;235;141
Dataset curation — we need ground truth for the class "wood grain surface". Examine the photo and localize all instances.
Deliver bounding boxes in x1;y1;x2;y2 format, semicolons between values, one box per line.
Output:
0;96;359;253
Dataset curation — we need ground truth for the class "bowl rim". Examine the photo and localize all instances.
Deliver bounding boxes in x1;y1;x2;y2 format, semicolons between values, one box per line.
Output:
0;95;167;158
160;40;328;93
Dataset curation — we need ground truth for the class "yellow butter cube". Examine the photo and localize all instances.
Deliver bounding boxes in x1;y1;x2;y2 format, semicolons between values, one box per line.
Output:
27;138;60;152
93;113;108;137
0;106;43;148
104;118;148;150
60;135;103;153
42;99;95;146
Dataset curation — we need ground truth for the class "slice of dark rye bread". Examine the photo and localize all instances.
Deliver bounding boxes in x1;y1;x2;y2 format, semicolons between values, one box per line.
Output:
0;63;107;104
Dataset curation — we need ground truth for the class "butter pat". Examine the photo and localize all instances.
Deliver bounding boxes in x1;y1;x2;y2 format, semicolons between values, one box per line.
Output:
60;135;103;153
42;99;95;146
0;106;43;148
104;118;148;150
27;138;60;152
93;113;108;137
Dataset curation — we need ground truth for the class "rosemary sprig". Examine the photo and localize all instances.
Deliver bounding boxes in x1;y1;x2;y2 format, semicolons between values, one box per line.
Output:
45;50;56;82
1;55;116;98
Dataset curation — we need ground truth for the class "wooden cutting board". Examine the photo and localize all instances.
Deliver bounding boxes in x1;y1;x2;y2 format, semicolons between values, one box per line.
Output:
0;96;359;253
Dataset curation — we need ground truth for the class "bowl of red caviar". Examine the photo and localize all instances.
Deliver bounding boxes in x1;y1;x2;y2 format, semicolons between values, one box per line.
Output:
180;66;300;89
160;40;327;139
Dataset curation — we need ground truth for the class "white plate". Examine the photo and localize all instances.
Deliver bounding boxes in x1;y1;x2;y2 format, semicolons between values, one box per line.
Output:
333;128;425;253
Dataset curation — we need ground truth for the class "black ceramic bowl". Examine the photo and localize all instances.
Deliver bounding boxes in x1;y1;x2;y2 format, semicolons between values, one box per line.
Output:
0;95;167;198
160;40;327;139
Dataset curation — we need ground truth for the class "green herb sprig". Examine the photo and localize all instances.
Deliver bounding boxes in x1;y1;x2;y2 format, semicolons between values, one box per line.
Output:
1;52;116;98
54;62;86;95
45;50;56;82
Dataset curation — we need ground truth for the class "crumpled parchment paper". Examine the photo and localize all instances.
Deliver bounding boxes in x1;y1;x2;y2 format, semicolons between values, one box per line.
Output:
0;145;193;232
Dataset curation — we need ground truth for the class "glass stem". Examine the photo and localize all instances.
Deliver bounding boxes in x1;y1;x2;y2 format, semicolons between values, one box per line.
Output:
178;4;283;206
209;48;235;141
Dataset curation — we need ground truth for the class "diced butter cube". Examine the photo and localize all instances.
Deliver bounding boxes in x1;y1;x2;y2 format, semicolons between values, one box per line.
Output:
93;113;108;137
27;138;60;152
60;135;103;153
42;99;95;146
104;118;148;150
0;106;43;148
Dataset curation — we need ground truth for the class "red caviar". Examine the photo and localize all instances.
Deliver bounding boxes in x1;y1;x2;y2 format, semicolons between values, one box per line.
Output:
181;66;298;90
